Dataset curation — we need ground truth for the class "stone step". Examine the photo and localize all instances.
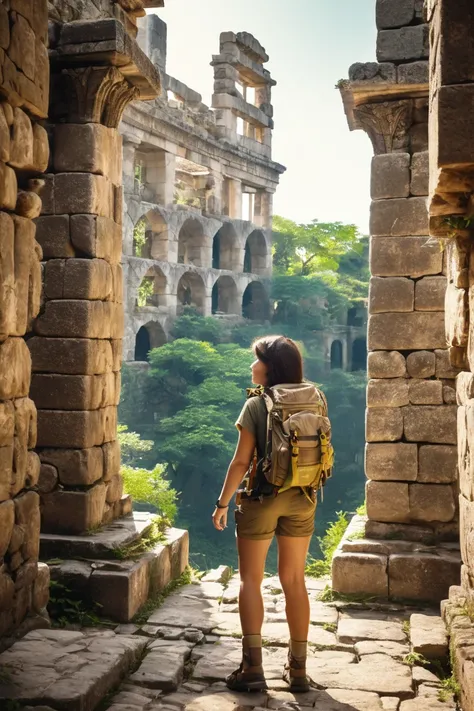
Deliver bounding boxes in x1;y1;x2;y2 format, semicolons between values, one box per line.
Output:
0;629;147;711
40;511;156;560
49;527;189;622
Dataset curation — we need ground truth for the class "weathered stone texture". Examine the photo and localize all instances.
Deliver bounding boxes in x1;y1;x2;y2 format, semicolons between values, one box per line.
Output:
377;25;429;63
369;277;414;313
369;312;446;350
371;153;410;199
366;408;403;443
415;276;446;311
403;405;457;444
370;236;443;278
368;351;407;378
406;351;436;378
370;197;428;237
366;443;417;481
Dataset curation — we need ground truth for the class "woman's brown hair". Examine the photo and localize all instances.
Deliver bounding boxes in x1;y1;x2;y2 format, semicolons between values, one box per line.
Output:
253;335;303;387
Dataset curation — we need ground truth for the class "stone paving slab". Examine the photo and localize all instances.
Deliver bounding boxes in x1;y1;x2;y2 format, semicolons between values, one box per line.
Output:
354;639;409;659
148;595;220;632
0;630;146;711
337;616;407;644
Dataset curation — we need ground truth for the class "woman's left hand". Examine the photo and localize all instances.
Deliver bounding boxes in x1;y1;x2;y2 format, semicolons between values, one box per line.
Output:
212;506;228;531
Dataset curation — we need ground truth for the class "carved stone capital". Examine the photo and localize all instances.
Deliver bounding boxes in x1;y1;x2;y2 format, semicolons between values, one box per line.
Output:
353;99;413;155
53;66;139;127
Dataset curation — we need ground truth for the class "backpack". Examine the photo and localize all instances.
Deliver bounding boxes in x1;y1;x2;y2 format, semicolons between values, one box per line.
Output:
247;382;334;501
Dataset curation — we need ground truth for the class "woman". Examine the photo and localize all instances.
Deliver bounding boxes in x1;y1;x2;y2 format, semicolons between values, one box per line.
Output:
212;335;324;693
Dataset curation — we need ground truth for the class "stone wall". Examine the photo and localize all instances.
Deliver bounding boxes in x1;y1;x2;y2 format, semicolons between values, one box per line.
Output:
428;2;474;709
0;0;50;639
333;0;461;602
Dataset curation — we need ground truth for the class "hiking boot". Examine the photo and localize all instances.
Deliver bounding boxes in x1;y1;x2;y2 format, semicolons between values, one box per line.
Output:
225;634;268;693
282;639;310;693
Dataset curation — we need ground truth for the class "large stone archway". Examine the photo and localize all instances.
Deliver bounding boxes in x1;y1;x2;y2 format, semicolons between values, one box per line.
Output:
178;217;207;267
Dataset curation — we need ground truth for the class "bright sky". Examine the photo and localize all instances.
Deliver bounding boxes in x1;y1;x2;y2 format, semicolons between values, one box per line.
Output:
147;1;377;233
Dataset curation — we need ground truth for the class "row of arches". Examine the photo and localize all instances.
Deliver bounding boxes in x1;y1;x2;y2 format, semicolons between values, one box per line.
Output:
133;213;269;276
330;338;367;372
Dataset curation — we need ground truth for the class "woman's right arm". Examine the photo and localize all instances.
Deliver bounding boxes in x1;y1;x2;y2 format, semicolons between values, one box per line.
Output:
212;427;255;531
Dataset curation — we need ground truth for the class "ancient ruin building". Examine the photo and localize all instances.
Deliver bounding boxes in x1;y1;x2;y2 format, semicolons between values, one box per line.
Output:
120;17;285;361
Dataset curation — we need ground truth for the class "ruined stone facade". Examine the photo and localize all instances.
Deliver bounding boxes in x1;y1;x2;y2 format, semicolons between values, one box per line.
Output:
333;0;461;602
121;17;285;361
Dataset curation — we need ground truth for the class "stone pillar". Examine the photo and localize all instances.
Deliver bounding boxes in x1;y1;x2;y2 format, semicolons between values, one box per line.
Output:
146;151;176;208
254;190;273;228
428;2;474;707
28;17;160;535
332;0;460;603
227;179;242;219
122;135;141;196
0;0;50;637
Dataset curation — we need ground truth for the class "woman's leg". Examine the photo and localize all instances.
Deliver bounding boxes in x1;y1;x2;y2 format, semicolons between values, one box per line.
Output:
277;534;312;640
237;536;272;634
277;534;312;691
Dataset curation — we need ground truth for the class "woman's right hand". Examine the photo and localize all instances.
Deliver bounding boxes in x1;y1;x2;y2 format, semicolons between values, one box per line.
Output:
212;506;228;531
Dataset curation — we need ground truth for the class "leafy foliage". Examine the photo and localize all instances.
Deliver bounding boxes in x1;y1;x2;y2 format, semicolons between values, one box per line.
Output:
306;511;349;578
133;216;147;256
137;276;154;307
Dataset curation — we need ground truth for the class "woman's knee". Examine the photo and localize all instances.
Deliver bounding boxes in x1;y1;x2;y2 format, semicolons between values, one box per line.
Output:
278;568;306;593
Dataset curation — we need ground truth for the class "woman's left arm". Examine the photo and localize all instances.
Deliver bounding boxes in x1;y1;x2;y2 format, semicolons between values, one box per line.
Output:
212;427;256;531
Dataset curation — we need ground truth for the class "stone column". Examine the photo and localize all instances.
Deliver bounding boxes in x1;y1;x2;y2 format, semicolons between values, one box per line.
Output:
333;0;460;602
428;2;474;707
145;151;176;208
28;18;160;535
0;0;50;637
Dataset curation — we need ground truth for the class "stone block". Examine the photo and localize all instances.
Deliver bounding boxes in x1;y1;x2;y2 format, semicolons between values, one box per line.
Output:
430;0;474;89
14;490;40;561
389;553;460;602
54;124;122;185
377;25;429;63
408;380;444;405
33;123;49;173
446;239;469;289
13;215;42;335
370;236;443;278
0;446;13;502
0;104;10;162
370;198;428;237
37;407;117;449
398;61;429;86
458;372;474;405
443;384;456;404
0;401;14;447
37;463;58;493
369;277;414;313
40;447;103;487
41;482;107;534
368;312;446;350
409;483;456;522
26;451;40;489
404;405;457;444
368;351;407;378
366;443;418;481
415;276;446;311
431;85;474;181
111;339;123;371
410;613;448;660
445;284;468;346
70;215;123;264
0;212;14;338
410;123;428;154
34;300;123;339
34;215;74;259
0;161;18;210
376;0;416;28
31;373;117;411
410;152;429;196
167;528;190;579
366;408;403;442
371;153;410;200
435;349;461;379
332;552;388;597
367;379;409;407
89;558;150;622
14;397;36;450
0;338;31;399
0;499;14;558
406;351;436;378
106;474;123;504
9;107;34;170
0;5;9;50
29;337;114;375
43;259;114;301
366;480;410;522
147;544;172;594
9;11;35;81
103;439;121;481
54;173;114;217
32;562;50;612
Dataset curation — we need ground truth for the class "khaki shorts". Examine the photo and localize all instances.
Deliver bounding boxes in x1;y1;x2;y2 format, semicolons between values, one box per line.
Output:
235;487;316;540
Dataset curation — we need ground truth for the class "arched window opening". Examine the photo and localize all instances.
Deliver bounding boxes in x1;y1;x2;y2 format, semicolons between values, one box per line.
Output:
331;340;343;370
136;267;167;310
134;322;167;362
212;276;239;315
352;338;367;372
178;218;206;267
212;223;238;271
244;230;267;275
212;233;220;269
133;210;168;260
177;272;206;314
242;281;270;322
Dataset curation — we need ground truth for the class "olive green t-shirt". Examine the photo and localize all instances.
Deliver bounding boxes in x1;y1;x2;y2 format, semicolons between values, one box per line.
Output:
235;396;267;460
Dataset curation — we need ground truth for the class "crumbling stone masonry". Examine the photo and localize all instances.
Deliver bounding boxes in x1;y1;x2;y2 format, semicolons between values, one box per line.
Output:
428;2;474;710
0;0;50;640
333;0;461;603
121;19;285;361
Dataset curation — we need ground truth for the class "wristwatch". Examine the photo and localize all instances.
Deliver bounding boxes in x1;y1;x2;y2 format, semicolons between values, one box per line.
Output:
215;500;229;509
